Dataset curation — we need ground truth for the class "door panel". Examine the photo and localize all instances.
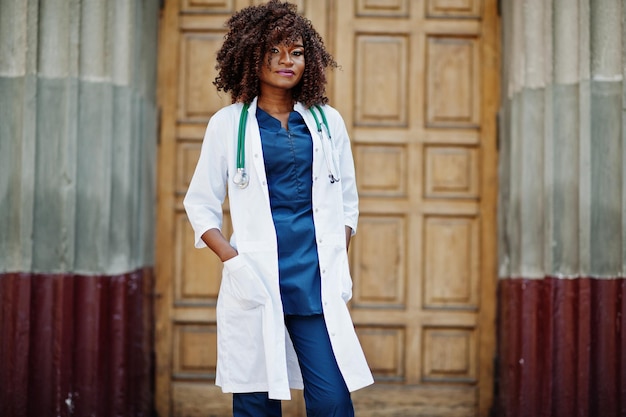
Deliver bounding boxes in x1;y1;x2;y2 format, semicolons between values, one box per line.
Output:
156;0;498;416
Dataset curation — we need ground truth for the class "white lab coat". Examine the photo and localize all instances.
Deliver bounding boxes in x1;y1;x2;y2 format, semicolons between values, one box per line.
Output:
183;97;374;400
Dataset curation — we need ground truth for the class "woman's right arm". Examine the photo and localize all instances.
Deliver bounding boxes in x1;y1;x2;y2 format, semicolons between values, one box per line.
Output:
183;112;231;249
201;228;238;262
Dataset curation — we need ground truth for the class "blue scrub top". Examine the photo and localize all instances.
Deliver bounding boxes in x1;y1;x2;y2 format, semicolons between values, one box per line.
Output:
257;107;323;315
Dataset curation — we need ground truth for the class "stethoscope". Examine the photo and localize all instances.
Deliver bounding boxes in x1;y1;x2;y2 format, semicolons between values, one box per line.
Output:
232;103;341;189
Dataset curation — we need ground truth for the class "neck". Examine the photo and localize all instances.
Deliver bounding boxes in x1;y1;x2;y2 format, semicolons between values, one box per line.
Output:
257;89;294;114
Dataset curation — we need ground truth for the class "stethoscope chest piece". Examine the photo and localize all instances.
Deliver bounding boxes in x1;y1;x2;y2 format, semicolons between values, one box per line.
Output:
233;168;249;189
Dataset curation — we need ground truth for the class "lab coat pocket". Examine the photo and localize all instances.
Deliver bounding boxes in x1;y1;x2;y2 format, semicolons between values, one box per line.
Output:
219;304;267;386
223;255;269;310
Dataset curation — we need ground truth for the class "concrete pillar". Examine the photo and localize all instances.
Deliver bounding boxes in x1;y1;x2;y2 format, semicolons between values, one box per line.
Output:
0;1;159;415
497;0;625;416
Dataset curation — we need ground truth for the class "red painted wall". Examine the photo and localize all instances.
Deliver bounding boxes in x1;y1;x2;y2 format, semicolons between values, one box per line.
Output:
495;277;626;417
0;270;154;417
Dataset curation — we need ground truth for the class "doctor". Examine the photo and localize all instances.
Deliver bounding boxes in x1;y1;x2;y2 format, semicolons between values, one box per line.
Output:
183;1;374;416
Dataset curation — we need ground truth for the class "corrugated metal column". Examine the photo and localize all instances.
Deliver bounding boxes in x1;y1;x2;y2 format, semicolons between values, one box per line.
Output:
0;1;159;416
496;1;625;416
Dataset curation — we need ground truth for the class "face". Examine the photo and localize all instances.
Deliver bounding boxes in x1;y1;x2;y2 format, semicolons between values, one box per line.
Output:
258;38;305;93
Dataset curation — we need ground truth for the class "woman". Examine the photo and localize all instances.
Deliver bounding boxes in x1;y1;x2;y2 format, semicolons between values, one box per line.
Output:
183;1;373;416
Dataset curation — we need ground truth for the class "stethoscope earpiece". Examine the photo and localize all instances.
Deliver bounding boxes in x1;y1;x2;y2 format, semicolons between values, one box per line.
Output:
311;105;341;184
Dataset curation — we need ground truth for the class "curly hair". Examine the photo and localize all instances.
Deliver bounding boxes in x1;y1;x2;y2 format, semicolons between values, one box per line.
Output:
213;0;337;107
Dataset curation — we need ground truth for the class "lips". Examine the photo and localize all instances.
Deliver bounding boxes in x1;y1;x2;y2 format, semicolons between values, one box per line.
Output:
277;70;295;76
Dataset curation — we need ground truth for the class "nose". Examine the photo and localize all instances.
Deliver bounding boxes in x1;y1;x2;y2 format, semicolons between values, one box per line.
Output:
279;50;293;65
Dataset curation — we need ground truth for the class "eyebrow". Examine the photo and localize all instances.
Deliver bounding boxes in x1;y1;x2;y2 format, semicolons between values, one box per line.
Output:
271;42;304;50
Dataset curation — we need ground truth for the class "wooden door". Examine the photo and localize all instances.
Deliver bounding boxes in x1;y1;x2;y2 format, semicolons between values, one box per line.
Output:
155;0;499;416
334;1;499;416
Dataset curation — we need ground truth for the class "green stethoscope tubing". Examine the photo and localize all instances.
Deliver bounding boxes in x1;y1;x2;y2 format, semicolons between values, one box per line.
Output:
232;103;251;188
233;103;339;189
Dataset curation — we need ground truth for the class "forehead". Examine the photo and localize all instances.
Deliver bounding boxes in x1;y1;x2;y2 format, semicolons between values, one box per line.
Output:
280;38;303;47
266;30;304;46
264;38;304;53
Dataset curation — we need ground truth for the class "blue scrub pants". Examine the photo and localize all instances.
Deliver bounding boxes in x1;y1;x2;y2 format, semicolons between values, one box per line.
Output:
232;314;354;417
